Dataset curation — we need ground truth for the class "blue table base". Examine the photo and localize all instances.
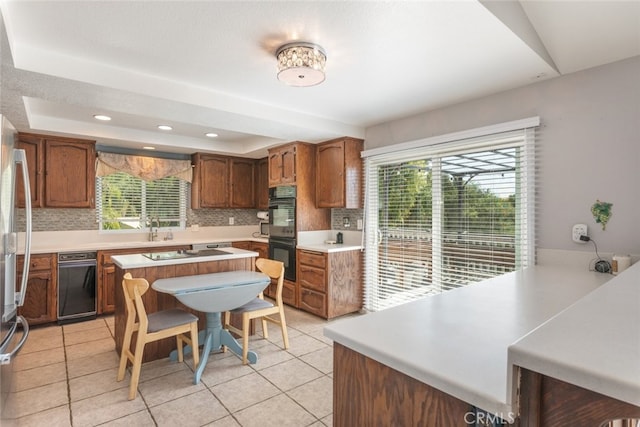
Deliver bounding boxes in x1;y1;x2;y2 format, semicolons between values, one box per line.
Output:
169;312;258;384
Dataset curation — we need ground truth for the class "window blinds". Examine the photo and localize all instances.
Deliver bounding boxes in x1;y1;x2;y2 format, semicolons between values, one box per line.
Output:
96;172;187;231
363;125;536;311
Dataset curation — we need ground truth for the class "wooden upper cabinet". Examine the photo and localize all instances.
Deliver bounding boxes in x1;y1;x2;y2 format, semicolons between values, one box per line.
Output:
230;158;255;208
16;133;95;208
45;139;96;208
255;157;269;210
316;137;364;208
16;133;45;208
191;153;229;208
268;144;297;187
191;153;257;209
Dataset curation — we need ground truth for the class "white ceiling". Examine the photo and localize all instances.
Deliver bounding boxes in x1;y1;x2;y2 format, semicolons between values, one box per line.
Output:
1;1;638;158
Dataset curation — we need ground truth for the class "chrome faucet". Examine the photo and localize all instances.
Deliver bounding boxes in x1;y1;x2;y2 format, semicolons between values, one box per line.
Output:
148;216;160;241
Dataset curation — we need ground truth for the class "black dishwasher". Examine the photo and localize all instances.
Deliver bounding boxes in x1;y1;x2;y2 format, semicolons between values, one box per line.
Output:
58;252;97;324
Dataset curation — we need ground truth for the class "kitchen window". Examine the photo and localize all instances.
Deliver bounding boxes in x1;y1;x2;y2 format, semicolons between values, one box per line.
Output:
362;118;537;311
94;152;191;232
96;173;187;231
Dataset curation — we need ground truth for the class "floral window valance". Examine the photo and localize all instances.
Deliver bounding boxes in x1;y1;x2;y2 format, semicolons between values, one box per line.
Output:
95;152;192;183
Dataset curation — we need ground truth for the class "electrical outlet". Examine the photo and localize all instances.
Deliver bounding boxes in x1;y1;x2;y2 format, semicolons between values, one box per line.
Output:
572;224;588;243
357;219;363;230
229;217;234;225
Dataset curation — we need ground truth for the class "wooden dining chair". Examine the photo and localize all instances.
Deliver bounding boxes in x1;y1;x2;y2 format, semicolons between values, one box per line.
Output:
223;258;290;364
117;273;200;400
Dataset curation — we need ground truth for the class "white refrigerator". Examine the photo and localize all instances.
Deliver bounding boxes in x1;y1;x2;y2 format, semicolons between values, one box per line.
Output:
0;114;32;421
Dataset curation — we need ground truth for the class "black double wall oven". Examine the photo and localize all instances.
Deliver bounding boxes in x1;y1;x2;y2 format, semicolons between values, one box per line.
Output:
268;186;296;282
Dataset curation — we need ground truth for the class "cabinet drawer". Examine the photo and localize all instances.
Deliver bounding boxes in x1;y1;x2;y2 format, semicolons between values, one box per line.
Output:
299;288;327;318
18;254;52;272
298;250;326;268
298;264;326;292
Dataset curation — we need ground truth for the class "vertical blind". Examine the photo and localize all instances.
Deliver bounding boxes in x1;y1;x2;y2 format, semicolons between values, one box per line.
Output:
96;172;187;231
363;124;536;311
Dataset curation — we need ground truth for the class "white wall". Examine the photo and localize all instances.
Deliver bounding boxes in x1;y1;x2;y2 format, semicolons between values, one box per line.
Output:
365;56;640;256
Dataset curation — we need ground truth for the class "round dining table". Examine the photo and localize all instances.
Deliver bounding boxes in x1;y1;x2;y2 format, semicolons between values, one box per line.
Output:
152;270;271;384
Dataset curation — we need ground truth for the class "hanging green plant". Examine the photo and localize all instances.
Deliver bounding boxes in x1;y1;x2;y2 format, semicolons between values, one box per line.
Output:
591;200;613;230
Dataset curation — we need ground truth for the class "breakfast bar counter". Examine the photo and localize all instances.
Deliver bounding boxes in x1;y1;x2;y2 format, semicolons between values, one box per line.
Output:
324;265;640;425
111;247;259;362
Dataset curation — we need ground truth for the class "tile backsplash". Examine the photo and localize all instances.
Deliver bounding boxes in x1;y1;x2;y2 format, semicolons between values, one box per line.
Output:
17;207;364;232
17;208;261;232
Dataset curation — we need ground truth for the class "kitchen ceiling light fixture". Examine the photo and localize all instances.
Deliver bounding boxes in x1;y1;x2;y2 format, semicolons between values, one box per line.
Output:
157;125;173;131
205;132;218;138
93;114;111;121
276;42;326;87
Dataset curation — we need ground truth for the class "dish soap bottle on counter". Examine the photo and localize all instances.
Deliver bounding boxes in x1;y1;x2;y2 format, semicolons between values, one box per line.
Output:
336;232;343;244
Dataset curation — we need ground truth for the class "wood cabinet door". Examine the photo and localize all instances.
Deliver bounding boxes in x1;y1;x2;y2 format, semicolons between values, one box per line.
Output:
17;270;56;325
255;157;269;209
268;149;283;187
282;279;298;307
299;287;327;318
316;140;345;208
280;146;297;184
45;139;95;208
230;158;255;208
250;242;268;260
16;134;44;208
100;264;116;314
198;155;229;207
232;241;251;250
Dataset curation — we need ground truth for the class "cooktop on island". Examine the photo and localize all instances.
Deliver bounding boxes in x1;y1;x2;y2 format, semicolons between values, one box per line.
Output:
141;249;230;261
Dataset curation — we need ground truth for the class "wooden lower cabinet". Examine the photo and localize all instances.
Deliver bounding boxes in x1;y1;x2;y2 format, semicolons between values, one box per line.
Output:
297;249;362;319
519;368;640;426
333;343;472;426
232;241;298;305
97;245;189;314
333;346;640;427
232;241;268;262
16;254;57;325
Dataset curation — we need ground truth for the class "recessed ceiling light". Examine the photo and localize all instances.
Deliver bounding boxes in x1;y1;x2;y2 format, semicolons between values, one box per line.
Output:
94;114;111;121
142;146;156;150
157;125;172;131
205;132;218;138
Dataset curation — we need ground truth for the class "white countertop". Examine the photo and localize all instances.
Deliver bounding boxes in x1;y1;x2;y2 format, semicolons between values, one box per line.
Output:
508;262;640;407
296;243;362;253
23;227;362;254
323;265;613;417
111;247;258;269
19;227;268;254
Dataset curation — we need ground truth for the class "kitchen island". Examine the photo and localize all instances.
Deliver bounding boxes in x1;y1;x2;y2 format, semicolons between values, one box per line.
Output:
111;247;259;362
324;264;640;425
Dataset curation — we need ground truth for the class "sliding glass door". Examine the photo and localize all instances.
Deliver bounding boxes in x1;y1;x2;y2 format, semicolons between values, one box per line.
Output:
363;128;535;311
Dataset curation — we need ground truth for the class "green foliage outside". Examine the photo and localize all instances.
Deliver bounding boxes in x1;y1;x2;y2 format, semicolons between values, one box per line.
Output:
100;173;142;230
99;172;182;230
378;160;516;236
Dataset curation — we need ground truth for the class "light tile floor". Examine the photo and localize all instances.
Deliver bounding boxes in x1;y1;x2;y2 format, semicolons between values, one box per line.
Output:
5;306;352;427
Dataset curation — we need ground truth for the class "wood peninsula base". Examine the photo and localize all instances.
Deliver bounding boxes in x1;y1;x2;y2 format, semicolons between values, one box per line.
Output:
333;343;473;426
333;343;640;426
114;257;254;363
